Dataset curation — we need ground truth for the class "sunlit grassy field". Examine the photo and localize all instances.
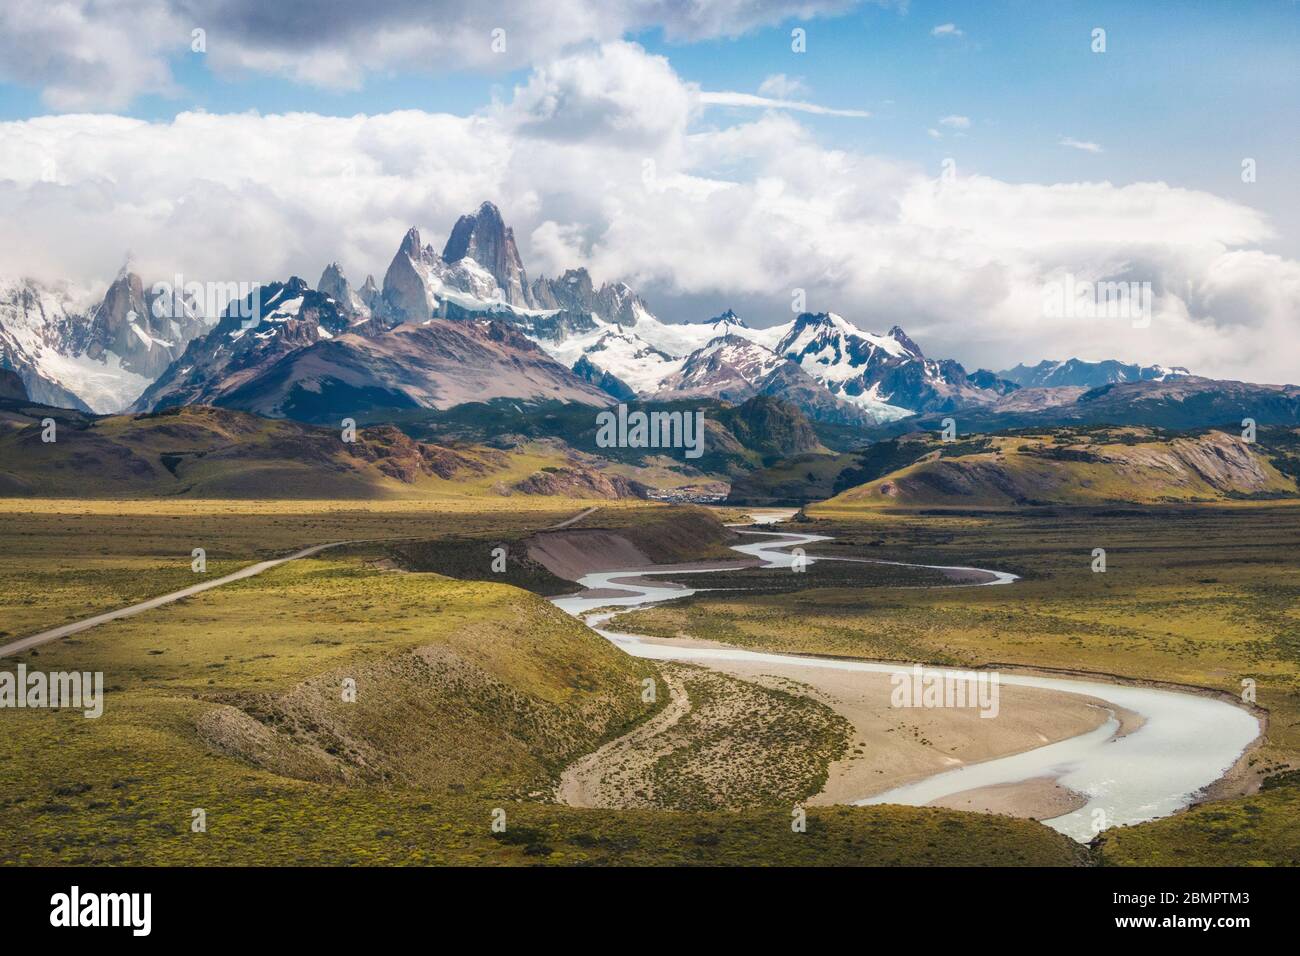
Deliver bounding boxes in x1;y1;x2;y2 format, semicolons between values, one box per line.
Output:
0;497;642;640
7;498;1294;865
0;499;1086;866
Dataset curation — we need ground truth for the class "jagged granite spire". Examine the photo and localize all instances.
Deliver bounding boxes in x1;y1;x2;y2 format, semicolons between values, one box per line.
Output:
317;262;367;317
442;201;532;307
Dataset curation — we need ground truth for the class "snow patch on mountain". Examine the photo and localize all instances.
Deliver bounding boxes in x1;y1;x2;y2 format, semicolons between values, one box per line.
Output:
774;312;914;383
39;349;152;414
540;320;683;394
626;309;763;357
839;382;914;420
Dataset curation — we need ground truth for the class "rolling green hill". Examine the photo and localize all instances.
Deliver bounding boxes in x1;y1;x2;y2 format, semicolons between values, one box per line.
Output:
0;401;642;500
812;426;1300;512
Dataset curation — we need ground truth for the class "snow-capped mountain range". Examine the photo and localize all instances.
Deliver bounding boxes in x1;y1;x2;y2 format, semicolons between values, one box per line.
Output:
1;201;1192;426
998;358;1190;389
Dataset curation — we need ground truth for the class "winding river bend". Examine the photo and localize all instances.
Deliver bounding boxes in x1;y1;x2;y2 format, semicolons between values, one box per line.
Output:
550;516;1261;842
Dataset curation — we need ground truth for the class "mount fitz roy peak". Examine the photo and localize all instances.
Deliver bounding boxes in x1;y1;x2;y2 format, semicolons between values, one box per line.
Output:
442;202;533;307
378;202;653;334
355;202;1022;425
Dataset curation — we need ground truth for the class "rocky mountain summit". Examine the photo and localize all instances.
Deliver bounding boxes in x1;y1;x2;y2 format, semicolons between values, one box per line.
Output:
442;202;533;307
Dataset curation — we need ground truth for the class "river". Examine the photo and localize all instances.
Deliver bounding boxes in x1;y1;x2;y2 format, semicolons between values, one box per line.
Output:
549;514;1261;842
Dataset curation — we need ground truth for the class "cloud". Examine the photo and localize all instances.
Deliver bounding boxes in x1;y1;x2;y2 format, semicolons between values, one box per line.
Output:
938;115;970;129
699;91;870;117
0;41;1295;384
506;42;696;149
0;0;181;110
0;0;866;109
758;74;809;98
1059;136;1104;154
931;23;963;37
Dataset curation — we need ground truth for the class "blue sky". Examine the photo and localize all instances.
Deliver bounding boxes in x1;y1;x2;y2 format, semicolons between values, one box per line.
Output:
659;1;1299;230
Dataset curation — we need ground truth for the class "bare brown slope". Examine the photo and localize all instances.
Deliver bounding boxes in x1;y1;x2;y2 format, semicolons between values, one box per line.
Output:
0;403;508;498
527;506;739;579
818;428;1298;510
218;319;610;422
